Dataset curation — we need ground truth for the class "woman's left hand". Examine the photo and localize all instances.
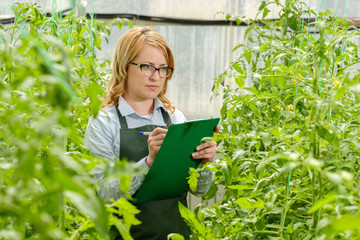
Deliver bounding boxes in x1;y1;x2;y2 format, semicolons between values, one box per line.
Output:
191;126;219;165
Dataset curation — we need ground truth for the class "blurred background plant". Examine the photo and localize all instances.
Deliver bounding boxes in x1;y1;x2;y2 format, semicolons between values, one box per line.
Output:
0;3;139;239
184;0;360;239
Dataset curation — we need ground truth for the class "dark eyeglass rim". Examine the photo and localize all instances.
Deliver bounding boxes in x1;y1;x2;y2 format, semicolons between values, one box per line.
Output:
129;62;173;77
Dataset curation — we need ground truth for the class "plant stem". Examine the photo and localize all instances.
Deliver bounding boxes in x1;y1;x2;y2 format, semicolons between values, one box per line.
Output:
253;230;280;235
276;194;312;205
281;171;291;235
70;224;84;240
311;168;317;228
58;192;65;231
318;171;322;218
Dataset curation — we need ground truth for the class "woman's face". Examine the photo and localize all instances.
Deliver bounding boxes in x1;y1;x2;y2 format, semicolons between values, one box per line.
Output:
124;44;168;104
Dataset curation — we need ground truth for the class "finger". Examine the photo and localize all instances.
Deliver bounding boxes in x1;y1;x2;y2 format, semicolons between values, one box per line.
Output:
193;142;217;158
193;153;214;160
214;126;220;134
193;150;217;160
148;132;167;148
148;138;165;149
151;127;168;136
198;145;217;155
192;146;217;159
149;132;167;141
196;141;217;151
196;141;215;151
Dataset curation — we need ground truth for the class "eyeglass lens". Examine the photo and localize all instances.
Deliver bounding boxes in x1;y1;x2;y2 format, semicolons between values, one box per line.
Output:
140;65;172;77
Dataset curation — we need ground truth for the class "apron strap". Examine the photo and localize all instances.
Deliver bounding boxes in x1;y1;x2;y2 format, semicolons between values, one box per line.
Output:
115;105;128;129
160;107;172;127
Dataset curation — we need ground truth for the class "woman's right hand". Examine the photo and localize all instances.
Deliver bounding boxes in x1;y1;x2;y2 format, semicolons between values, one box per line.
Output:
146;127;168;167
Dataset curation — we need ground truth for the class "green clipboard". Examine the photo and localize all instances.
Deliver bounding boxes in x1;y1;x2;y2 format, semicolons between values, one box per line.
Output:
133;118;220;204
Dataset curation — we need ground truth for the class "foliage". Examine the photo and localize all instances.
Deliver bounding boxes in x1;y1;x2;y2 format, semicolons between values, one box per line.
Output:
184;0;360;239
0;3;139;239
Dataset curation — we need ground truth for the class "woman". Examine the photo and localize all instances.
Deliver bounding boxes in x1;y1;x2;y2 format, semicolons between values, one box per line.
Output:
85;27;218;240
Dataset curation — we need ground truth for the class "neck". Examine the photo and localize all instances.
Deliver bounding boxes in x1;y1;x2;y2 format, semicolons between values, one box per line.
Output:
124;97;155;116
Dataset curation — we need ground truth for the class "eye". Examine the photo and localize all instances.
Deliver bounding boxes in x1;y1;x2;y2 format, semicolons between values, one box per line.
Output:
141;64;153;70
160;67;170;73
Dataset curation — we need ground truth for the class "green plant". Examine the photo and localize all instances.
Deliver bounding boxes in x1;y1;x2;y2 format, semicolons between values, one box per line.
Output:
184;1;360;239
0;3;138;239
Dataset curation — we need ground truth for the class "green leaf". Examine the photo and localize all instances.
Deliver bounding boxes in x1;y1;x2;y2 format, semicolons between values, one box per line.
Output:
259;1;267;11
331;215;360;231
262;8;270;19
315;125;339;144
125;18;133;28
226;14;231;21
255;160;266;179
232;43;244;52
168;233;185;240
288;15;299;31
281;111;295;120
244;48;252;64
232;62;243;74
178;202;206;235
202;182;218;200
287;221;294;233
220;161;232;185
260;42;271;52
226;106;235;121
110;198;141;227
261;132;272;147
0;230;22;239
188;168;200;192
65;191;108;236
249;101;258;112
227;185;252;190
235;76;245;88
307;193;337;214
234;198;265;209
245;24;256;38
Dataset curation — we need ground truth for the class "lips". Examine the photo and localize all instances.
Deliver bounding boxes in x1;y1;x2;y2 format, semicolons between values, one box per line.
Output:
147;85;158;91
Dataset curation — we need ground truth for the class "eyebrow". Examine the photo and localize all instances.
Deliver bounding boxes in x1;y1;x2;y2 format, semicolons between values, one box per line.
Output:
143;62;168;67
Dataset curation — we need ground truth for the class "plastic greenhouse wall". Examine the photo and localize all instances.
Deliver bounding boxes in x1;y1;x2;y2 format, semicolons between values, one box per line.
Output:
2;0;359;120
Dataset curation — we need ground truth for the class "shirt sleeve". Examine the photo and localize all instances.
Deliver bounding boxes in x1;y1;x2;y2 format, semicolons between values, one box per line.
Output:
84;114;116;162
84;113;149;202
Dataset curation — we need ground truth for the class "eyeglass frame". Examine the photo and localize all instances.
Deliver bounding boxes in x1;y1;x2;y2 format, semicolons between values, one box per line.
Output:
129;62;173;78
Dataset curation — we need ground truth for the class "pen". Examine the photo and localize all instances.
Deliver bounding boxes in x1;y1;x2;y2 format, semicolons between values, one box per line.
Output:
139;132;151;135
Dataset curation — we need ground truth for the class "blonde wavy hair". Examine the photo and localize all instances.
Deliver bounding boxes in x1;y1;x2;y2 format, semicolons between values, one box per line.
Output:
102;27;175;113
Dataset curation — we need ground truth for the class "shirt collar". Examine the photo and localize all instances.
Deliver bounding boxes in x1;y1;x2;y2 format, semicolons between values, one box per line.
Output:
117;96;166;116
153;97;165;111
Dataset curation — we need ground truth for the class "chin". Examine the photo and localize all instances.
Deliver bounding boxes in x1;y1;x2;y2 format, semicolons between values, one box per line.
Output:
146;93;158;99
152;91;161;97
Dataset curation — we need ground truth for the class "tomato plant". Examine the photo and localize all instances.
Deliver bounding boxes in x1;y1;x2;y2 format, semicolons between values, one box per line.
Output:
0;3;139;239
184;0;360;239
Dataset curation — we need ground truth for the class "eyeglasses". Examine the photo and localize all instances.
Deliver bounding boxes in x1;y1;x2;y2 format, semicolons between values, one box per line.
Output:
130;62;173;78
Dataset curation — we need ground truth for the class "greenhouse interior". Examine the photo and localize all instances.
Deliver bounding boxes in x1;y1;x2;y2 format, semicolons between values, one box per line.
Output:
1;0;360;239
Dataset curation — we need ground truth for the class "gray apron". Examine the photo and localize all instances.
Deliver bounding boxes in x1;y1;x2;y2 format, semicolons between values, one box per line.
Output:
114;106;190;240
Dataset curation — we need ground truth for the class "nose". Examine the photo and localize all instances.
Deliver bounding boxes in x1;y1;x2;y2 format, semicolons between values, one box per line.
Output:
149;69;161;80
